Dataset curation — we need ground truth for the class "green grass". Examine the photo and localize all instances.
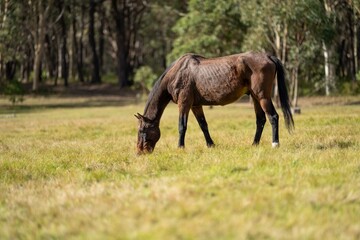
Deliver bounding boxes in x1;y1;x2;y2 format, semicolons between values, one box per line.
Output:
0;96;360;239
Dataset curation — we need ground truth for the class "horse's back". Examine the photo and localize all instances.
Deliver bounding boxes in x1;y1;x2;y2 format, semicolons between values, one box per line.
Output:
167;52;276;105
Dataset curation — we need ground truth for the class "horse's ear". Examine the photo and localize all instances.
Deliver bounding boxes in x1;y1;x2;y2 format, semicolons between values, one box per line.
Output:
134;113;144;120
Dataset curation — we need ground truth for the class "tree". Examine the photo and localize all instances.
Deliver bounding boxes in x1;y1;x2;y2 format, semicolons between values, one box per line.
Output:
110;0;127;87
0;0;29;82
322;0;337;96
108;0;146;87
1;0;360;97
88;0;101;83
56;0;68;87
241;0;290;105
32;1;53;91
242;0;340;102
137;2;182;73
169;0;247;62
70;0;85;82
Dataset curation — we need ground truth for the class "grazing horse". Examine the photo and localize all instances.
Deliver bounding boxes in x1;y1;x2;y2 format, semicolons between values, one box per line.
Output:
135;52;294;154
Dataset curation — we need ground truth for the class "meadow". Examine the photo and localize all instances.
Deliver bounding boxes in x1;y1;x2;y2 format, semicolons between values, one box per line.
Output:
0;95;359;239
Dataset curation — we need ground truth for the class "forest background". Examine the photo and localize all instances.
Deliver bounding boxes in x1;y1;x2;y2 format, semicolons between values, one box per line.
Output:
1;0;360;105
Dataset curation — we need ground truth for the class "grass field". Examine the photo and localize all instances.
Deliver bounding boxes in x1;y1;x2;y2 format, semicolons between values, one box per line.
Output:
0;95;359;239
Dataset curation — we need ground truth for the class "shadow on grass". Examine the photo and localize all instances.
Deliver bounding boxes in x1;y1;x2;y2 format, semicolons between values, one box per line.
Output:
316;140;355;150
345;100;360;105
0;97;142;115
0;82;146;115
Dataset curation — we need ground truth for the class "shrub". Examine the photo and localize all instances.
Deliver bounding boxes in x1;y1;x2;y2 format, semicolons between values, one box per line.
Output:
133;66;157;95
3;80;25;106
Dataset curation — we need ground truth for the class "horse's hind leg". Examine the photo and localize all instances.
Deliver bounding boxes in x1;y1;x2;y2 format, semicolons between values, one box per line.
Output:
252;97;266;145
259;98;279;147
191;106;215;147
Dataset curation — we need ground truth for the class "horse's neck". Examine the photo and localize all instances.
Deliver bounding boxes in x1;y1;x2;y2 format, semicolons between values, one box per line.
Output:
143;85;170;125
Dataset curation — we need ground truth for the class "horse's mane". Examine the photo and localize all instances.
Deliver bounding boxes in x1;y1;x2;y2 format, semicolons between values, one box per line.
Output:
143;61;176;115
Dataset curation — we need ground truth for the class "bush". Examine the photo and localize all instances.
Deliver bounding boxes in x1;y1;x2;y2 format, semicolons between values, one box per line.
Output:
3;80;25;106
339;82;360;95
133;66;157;95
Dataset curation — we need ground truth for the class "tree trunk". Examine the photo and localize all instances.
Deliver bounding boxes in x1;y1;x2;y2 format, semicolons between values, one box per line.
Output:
2;0;8;27
322;0;336;96
44;34;56;80
111;0;127;87
69;11;75;80
0;1;8;81
323;41;330;96
74;2;85;83
24;48;31;83
59;1;68;87
292;62;299;108
98;3;105;72
33;28;44;90
88;0;101;84
5;61;16;80
33;4;51;91
322;41;335;96
0;54;3;81
353;4;358;85
79;3;85;82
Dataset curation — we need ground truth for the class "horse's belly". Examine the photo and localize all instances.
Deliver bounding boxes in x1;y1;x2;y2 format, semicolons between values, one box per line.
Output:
195;83;248;105
193;61;248;105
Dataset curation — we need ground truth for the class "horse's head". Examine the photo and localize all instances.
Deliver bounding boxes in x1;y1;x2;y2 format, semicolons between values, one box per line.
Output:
135;113;160;154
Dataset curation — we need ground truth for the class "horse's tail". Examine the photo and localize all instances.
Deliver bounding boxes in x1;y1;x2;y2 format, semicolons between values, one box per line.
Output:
269;55;294;133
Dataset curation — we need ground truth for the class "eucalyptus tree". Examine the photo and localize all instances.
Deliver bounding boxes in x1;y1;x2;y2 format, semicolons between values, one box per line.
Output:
0;0;30;82
107;0;147;87
242;0;339;103
88;0;101;83
137;2;183;74
168;0;247;62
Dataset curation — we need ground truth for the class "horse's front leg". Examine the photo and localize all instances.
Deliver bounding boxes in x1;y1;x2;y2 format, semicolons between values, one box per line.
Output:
178;103;191;148
191;105;215;147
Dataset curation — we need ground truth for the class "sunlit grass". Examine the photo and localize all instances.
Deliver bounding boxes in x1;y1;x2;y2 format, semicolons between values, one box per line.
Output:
0;96;359;239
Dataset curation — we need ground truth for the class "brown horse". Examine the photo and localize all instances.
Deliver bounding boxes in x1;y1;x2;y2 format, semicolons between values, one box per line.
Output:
135;52;294;154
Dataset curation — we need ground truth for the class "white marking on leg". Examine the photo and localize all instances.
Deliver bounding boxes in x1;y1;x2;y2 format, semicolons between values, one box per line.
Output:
272;142;279;148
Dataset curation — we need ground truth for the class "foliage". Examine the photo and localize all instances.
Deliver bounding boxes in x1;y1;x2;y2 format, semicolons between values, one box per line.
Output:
168;0;247;61
338;78;360;95
138;3;183;73
0;97;360;238
0;1;26;63
2;80;25;106
1;0;360;96
133;66;158;94
241;0;335;99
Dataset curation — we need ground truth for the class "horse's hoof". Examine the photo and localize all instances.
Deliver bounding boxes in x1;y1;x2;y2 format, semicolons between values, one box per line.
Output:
207;143;215;148
272;142;280;148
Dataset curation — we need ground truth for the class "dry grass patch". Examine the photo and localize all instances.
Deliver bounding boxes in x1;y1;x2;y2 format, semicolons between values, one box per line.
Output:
1;96;360;239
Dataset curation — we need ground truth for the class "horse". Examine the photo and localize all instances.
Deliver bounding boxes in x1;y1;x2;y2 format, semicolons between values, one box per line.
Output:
135;52;294;154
